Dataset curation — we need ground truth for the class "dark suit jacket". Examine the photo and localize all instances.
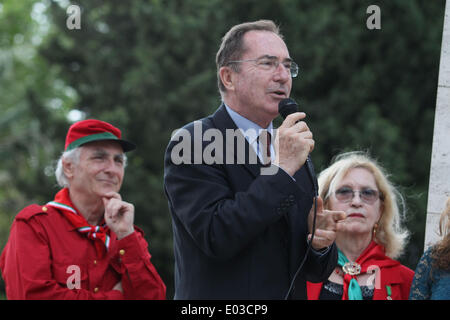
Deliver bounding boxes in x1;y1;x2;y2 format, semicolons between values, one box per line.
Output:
164;104;337;299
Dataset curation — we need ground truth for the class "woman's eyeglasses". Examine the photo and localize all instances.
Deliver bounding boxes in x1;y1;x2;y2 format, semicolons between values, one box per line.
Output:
334;187;382;204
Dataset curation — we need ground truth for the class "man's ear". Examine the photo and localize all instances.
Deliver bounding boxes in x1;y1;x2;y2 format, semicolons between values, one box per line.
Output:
62;158;75;180
219;66;235;91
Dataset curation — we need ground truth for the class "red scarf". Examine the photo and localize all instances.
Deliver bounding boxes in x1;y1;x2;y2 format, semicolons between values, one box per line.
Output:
341;241;399;300
47;188;111;257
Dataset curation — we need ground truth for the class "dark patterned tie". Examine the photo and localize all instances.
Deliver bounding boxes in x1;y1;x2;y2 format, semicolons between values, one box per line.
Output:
259;130;272;165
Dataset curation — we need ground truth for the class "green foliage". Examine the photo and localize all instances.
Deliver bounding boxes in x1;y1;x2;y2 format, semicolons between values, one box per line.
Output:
0;0;445;299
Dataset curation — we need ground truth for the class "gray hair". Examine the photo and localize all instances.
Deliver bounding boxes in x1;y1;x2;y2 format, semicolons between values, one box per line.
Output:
54;146;127;188
55;148;81;188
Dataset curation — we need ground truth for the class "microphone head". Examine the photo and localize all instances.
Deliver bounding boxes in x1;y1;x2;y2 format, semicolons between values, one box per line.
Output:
278;98;299;119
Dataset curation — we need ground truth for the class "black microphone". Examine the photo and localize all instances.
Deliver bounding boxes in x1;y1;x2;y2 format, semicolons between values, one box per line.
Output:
279;98;299;120
278;98;318;196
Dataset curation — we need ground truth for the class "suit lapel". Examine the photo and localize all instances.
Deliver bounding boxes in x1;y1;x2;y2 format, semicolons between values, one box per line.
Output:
211;104;264;178
211;104;316;200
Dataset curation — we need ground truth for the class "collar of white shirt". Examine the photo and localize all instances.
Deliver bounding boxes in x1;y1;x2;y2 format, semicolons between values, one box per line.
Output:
224;103;274;162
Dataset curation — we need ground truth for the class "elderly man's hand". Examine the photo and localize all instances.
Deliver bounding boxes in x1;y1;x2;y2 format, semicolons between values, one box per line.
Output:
307;196;346;251
103;192;135;240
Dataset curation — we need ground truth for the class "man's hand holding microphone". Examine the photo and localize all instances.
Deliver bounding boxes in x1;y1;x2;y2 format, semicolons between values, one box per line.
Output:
274;98;346;250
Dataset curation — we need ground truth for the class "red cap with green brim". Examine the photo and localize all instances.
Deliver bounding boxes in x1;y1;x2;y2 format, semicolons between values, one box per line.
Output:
64;119;136;152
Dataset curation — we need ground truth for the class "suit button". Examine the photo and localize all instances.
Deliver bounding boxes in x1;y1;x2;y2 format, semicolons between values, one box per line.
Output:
119;249;125;256
94;287;99;293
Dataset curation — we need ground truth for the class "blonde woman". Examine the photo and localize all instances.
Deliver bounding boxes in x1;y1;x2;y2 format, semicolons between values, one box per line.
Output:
307;151;414;300
409;197;450;299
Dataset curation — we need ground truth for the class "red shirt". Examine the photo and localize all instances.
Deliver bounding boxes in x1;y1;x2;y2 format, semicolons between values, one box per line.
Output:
307;242;414;300
0;204;166;300
307;264;414;300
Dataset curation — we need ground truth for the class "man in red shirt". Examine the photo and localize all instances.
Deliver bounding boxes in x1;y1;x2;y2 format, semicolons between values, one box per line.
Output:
0;119;166;299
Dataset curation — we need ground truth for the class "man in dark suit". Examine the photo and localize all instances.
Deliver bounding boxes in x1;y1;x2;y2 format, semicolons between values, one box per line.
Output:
164;20;346;299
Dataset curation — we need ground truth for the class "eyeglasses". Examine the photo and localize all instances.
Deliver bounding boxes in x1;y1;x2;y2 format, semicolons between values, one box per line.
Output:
227;55;299;78
334;187;383;204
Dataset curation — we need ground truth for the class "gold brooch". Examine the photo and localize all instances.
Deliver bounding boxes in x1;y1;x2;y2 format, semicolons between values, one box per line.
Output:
342;262;361;276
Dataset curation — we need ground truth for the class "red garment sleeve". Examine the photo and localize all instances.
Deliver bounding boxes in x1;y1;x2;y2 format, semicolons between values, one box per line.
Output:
110;230;166;300
2;218;123;300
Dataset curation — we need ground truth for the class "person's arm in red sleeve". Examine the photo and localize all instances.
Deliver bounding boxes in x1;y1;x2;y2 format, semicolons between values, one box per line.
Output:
1;216;123;300
102;193;166;300
111;229;166;300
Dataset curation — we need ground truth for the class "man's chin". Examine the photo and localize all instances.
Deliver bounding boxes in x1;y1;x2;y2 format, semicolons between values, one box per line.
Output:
95;188;120;199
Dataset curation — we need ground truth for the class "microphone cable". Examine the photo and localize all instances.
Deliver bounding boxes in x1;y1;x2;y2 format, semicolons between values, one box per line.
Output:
278;98;320;300
283;195;317;300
